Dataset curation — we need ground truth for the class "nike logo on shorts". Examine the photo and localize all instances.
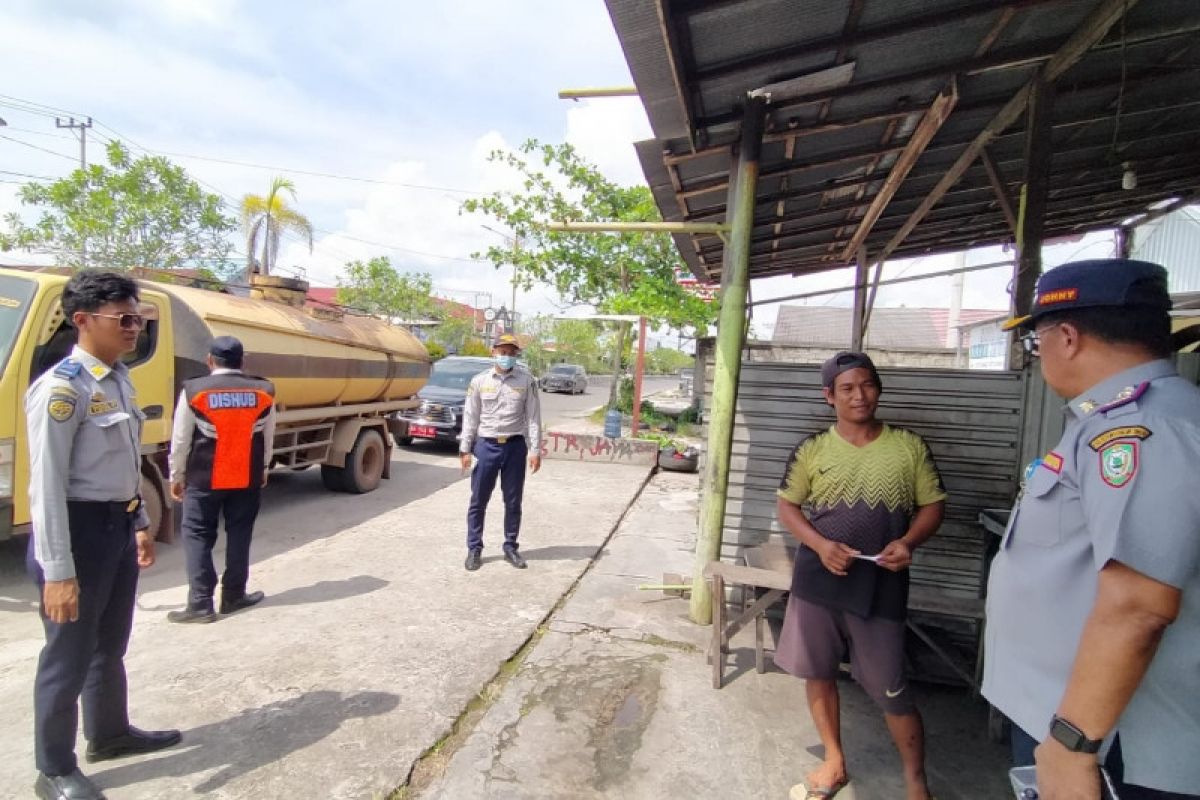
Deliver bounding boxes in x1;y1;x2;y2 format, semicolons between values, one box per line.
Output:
885;685;907;698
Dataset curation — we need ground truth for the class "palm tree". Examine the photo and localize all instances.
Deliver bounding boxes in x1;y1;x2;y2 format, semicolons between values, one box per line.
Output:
240;176;313;279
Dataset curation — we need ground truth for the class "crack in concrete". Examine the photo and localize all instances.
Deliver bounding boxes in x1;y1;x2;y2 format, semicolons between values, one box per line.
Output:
392;468;656;799
549;620;700;654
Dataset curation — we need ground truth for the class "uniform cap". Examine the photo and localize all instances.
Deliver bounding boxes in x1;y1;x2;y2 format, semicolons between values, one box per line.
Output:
209;335;244;364
1002;258;1171;331
821;351;882;391
493;332;521;350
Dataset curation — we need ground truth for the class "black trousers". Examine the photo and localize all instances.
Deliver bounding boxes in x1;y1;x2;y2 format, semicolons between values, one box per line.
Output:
181;485;261;611
466;436;527;552
27;502;138;776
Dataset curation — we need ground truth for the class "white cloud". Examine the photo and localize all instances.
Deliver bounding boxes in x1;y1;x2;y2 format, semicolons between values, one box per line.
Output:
564;97;652;187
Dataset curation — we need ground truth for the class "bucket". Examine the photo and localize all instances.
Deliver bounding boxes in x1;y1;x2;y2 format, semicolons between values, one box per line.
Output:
603;408;622;438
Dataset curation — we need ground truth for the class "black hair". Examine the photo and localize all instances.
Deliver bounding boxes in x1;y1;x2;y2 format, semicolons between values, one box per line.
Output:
62;270;140;322
211;353;243;369
1039;301;1172;359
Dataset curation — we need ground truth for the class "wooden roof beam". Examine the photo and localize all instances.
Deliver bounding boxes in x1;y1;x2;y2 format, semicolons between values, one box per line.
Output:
866;0;1143;271
839;85;959;262
980;147;1019;233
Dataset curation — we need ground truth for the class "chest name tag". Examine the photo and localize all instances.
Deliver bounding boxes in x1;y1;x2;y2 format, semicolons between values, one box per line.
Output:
89;397;120;416
207;391;259;409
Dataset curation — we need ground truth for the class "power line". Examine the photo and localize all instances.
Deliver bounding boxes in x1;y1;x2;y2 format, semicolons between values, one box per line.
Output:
3;95;488;267
0;169;56;181
0;133;79;162
157;149;486;195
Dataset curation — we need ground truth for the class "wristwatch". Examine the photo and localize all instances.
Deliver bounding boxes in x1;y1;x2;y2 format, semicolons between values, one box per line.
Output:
1049;716;1103;753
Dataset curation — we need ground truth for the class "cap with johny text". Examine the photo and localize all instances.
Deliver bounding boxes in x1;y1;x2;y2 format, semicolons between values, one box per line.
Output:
493;332;522;350
821;351;882;391
209;335;244;364
1002;258;1171;331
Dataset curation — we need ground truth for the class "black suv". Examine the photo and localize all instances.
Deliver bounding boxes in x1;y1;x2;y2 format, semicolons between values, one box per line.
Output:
541;363;588;394
395;356;492;446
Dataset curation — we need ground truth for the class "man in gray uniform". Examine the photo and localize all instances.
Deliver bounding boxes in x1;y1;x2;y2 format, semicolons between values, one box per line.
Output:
460;332;542;571
983;258;1200;800
25;271;180;800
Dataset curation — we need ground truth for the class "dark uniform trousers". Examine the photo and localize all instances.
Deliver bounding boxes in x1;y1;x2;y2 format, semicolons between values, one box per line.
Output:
181;485;261;611
26;502;138;776
467;436;528;553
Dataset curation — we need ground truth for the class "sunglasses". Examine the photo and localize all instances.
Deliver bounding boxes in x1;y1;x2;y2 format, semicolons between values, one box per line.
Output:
89;312;145;330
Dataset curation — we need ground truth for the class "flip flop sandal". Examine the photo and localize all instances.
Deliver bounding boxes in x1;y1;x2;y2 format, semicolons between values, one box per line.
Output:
789;776;849;800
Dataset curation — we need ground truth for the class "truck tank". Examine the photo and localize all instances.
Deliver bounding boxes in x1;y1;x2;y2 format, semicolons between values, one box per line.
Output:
152;276;430;408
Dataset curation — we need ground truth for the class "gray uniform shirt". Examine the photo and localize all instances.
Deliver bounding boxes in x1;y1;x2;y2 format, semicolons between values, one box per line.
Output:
459;367;542;455
983;359;1200;794
25;345;150;582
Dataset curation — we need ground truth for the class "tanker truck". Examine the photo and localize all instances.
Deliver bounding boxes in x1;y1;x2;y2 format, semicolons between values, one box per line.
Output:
0;268;430;542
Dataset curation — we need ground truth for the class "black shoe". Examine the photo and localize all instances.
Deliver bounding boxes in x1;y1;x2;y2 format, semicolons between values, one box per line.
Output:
85;726;182;763
166;607;216;624
503;549;527;569
464;549;482;571
219;590;265;615
34;769;106;800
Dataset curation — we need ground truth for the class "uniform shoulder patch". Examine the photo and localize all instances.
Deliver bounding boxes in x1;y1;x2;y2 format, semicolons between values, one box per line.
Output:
1099;441;1139;488
47;392;77;422
1089;425;1152;452
52;359;82;379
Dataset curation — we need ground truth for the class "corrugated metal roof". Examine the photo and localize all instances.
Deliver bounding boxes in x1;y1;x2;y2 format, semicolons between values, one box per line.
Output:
774;306;1003;349
606;0;1200;282
1133;205;1200;293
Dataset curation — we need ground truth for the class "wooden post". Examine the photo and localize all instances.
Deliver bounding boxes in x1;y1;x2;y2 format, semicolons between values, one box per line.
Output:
1009;74;1055;368
690;95;765;625
850;246;869;351
631;316;648;436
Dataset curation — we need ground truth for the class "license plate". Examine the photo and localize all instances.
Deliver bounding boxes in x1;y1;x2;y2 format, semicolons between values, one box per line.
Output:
410;425;437;438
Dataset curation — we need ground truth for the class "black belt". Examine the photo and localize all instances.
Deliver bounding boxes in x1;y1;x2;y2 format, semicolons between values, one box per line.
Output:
68;498;140;515
482;435;523;444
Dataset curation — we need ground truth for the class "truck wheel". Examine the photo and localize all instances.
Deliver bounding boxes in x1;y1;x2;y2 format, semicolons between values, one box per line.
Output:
139;472;164;540
320;464;347;492
345;428;386;494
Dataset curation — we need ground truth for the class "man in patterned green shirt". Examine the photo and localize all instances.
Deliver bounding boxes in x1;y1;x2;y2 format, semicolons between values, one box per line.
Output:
775;352;946;800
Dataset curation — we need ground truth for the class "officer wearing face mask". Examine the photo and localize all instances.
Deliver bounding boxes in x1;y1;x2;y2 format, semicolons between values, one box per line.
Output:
459;333;542;572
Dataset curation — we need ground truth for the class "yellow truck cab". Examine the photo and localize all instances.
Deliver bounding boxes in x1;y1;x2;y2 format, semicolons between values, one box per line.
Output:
0;269;176;541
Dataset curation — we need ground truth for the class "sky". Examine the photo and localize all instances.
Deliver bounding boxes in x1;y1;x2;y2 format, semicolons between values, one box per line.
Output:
0;0;1120;345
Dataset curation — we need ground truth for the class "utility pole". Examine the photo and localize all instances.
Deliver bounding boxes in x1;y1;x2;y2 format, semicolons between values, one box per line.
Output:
56;116;93;267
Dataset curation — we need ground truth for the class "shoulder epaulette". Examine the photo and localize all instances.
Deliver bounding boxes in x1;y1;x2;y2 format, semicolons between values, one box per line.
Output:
52;359;82;379
1099;381;1150;414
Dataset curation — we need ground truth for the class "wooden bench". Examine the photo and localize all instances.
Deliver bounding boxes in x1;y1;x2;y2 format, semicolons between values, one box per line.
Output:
704;542;987;693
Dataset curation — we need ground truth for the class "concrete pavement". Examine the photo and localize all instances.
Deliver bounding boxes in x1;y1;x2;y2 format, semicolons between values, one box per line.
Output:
417;471;1013;800
0;459;652;799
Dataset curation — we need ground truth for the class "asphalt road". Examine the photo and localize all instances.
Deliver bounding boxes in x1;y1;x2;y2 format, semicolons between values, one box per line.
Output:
0;375;679;595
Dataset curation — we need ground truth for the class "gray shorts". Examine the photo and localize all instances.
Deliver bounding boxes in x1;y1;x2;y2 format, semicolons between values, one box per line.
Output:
775;594;915;715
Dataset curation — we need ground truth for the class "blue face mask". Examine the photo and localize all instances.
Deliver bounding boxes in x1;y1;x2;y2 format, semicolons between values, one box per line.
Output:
494;355;517;370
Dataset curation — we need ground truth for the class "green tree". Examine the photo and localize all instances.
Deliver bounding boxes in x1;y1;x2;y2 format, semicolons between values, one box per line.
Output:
462;139;717;409
240;176;313;278
336;257;437;321
429;314;477;354
0;141;233;270
645;347;694;375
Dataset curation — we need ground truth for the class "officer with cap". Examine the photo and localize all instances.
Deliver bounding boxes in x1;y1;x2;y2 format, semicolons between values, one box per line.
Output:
25;270;180;800
983;259;1200;799
459;332;542;571
167;335;276;623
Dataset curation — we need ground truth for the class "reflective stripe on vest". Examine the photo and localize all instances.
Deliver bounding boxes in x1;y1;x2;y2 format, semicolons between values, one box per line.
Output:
189;388;274;490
